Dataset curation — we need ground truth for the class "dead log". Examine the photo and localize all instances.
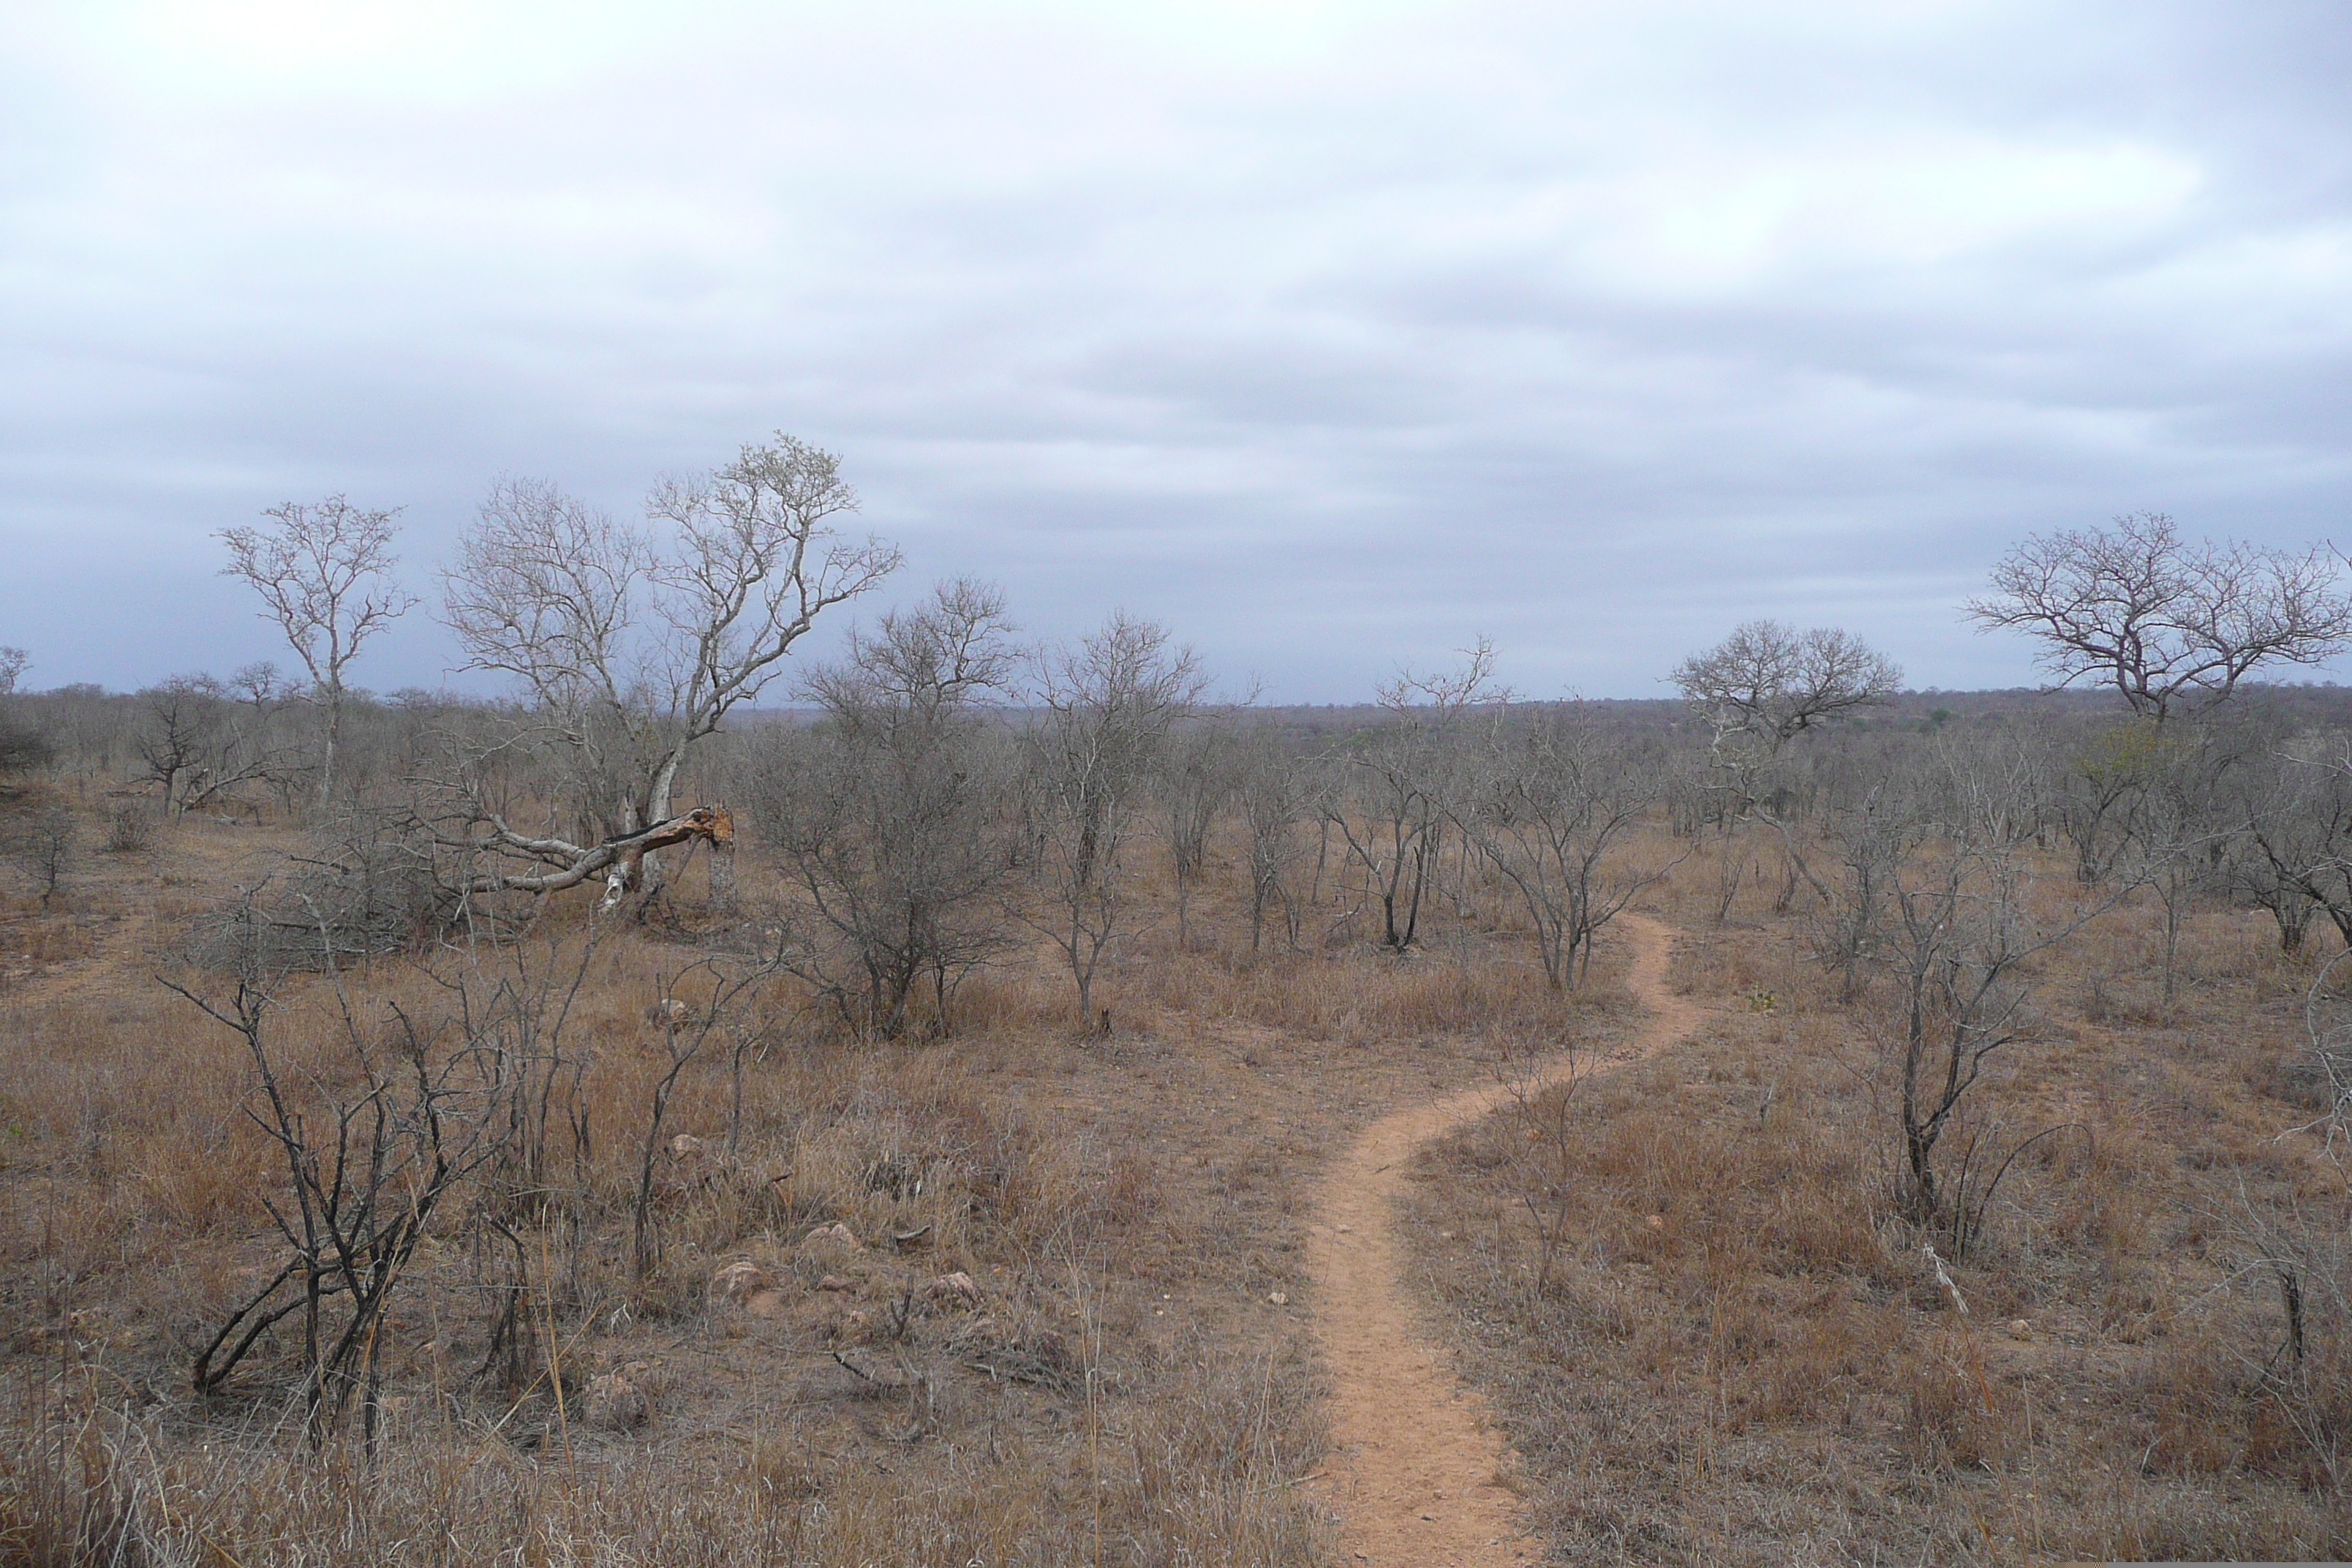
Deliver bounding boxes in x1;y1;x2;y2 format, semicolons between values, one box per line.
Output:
437;805;737;911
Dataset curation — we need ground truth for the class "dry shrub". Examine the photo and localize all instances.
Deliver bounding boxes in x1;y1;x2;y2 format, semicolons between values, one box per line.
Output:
100;803;152;854
0;1335;1325;1568
1895;1332;2022;1471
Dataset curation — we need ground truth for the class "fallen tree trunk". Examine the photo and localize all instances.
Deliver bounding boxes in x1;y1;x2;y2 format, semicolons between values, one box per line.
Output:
440;806;736;912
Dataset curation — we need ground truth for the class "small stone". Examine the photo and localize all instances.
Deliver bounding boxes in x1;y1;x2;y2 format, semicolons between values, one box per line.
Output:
1267;1291;1289;1306
709;1259;769;1304
923;1270;982;1307
797;1221;864;1258
582;1372;648;1431
670;1134;708;1159
817;1274;854;1292
2005;1318;2033;1341
1646;1215;1665;1230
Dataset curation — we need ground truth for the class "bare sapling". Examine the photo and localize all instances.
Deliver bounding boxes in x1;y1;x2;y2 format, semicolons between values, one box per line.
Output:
168;966;505;1450
631;950;777;1283
1325;641;1504;953
1235;721;1316;954
1843;741;2119;1236
755;578;1020;1038
1019;612;1206;1023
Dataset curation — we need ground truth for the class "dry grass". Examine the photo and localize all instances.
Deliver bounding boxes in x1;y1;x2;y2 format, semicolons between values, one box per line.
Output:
1405;828;2352;1562
2;801;1611;1567
18;774;2337;1566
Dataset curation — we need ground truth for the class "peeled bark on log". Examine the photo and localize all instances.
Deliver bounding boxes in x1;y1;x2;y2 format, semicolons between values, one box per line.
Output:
598;806;736;911
445;806;736;911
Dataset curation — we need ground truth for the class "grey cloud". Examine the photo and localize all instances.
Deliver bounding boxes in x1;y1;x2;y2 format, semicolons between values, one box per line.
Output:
2;1;2347;700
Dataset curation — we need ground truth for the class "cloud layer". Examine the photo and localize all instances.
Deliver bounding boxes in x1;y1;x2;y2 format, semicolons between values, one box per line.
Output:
4;0;2348;698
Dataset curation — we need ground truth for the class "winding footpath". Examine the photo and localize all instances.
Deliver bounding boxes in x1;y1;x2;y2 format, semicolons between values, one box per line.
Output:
1305;913;1700;1567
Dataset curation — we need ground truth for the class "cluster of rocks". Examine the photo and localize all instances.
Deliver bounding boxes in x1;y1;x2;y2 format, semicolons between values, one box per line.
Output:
704;1221;988;1348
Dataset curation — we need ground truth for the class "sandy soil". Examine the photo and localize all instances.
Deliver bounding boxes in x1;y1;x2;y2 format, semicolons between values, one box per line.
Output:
1307;912;1699;1567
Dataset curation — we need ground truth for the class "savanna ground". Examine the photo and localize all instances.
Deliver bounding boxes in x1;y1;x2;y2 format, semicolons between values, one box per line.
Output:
0;777;1620;1567
1406;829;2352;1564
3;776;2348;1565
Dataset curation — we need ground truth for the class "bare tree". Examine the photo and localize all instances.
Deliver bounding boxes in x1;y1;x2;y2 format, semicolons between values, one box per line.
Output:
171;968;505;1450
1019;613;1207;1024
2235;732;2352;952
219;497;416;803
438;434;900;906
2121;720;2244;1009
1673;620;1901;908
1967;511;2352;723
1827;739;2116;1237
1234;720;1316;954
1453;703;1673;989
0;649;50;773
630;954;777;1280
752;578;1022;1038
1673;619;1902;755
1157;710;1244;949
7;803;76;908
130;675;290;816
2220;736;2337;952
1327;643;1504;952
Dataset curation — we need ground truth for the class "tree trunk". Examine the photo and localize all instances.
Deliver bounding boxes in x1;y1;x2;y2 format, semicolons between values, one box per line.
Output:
319;688;342;808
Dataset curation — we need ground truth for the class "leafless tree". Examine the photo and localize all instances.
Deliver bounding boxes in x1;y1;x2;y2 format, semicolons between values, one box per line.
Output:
1328;642;1504;952
8;803;77;908
630;953;777;1281
2120;721;2244;1008
1967;511;2352;723
1452;703;1673;987
2223;738;2340;952
131;675;290;815
1673;619;1902;755
2050;716;2167;886
1019;613;1207;1023
0;646;28;696
2235;732;2352;952
1830;740;2117;1235
170;967;505;1450
751;578;1022;1038
438;436;899;907
0;706;52;776
219;496;416;804
1156;710;1245;949
1673;620;1901;908
1234;721;1316;954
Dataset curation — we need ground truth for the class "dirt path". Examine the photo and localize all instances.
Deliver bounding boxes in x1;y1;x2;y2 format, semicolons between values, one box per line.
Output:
1305;912;1700;1566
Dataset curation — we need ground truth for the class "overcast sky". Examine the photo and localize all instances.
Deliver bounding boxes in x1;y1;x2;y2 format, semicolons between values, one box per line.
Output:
4;1;2348;701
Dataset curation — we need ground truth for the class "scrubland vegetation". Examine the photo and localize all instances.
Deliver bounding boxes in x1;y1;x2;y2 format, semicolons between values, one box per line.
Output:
5;464;2352;1564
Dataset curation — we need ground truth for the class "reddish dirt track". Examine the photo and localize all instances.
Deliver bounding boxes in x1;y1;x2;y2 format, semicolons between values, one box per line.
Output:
1307;913;1700;1567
